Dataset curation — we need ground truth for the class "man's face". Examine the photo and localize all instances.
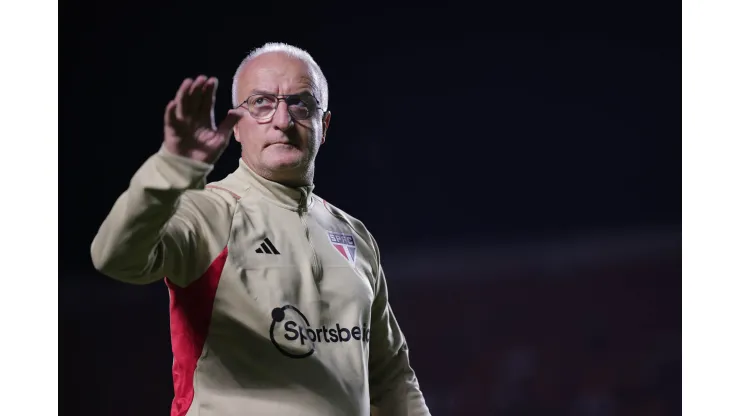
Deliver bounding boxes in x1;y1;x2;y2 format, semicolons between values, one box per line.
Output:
233;52;330;186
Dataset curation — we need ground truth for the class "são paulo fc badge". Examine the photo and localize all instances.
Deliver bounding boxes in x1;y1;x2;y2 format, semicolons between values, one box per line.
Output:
326;231;357;266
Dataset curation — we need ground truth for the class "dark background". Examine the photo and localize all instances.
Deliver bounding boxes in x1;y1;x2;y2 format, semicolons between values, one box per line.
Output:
60;1;680;415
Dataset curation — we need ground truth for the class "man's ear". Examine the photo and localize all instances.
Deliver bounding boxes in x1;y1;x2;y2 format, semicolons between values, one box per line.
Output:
321;111;331;144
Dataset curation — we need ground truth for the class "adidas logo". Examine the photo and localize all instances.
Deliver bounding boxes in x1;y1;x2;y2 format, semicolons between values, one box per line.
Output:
255;238;281;255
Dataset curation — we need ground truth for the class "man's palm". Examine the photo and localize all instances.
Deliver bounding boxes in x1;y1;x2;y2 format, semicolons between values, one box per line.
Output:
164;75;242;164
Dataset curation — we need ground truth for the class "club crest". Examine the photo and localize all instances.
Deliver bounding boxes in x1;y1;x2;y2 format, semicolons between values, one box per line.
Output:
326;231;357;266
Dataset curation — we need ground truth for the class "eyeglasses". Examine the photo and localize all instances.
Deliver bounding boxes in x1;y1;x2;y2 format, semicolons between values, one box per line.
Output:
236;93;325;122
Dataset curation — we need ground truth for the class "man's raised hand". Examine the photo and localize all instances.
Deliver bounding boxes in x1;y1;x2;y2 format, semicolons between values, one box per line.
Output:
163;76;243;164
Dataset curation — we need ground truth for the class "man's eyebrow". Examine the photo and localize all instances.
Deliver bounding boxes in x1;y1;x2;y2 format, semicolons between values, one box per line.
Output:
249;89;275;96
249;89;315;97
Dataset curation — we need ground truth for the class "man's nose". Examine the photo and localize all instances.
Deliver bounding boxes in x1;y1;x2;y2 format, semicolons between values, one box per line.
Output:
272;101;293;130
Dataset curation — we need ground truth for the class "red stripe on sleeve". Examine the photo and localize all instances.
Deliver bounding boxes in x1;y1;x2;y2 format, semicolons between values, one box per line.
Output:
165;247;228;416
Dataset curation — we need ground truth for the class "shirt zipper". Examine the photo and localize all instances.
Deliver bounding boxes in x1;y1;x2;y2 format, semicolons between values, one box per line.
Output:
299;194;322;279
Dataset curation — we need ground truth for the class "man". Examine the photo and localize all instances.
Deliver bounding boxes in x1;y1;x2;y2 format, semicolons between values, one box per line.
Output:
91;42;430;416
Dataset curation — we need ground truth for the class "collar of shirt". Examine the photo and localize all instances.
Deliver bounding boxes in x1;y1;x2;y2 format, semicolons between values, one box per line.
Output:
224;157;315;211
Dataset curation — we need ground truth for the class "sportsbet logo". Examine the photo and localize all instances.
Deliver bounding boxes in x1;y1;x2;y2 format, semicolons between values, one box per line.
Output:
269;305;370;359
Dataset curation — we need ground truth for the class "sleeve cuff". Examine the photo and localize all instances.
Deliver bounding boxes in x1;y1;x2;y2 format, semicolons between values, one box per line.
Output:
145;146;216;190
158;146;215;172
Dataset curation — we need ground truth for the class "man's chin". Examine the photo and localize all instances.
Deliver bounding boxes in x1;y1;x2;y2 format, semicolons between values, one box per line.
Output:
264;152;305;172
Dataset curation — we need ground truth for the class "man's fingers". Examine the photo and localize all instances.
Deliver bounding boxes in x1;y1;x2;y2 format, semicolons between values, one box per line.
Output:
184;75;208;119
174;78;193;120
199;77;218;127
164;100;177;125
216;109;244;139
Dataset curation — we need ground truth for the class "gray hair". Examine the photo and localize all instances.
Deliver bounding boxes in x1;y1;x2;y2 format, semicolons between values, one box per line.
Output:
231;42;329;111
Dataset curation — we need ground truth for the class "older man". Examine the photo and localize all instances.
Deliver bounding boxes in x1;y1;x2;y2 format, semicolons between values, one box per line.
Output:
91;42;430;416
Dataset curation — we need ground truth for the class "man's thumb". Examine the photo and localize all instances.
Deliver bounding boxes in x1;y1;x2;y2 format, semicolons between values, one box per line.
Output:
216;109;243;138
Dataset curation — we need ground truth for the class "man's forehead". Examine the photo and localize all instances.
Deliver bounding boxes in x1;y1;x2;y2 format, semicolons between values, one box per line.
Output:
239;53;318;94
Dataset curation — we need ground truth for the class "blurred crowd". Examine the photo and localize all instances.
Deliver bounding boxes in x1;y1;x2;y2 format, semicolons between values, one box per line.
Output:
398;253;680;416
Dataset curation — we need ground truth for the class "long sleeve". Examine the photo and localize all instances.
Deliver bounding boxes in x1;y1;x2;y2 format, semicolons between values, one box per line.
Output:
368;264;431;416
90;147;234;287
